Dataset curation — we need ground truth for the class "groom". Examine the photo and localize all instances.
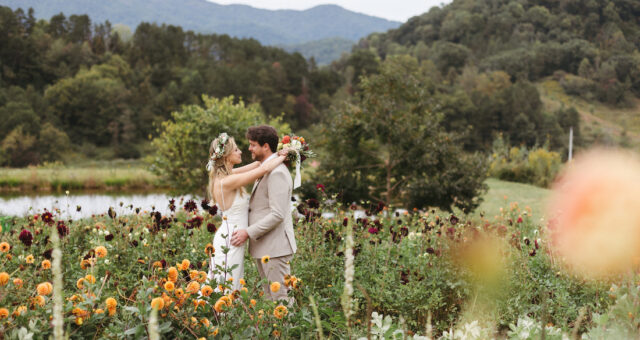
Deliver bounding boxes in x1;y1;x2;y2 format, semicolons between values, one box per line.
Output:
230;125;296;304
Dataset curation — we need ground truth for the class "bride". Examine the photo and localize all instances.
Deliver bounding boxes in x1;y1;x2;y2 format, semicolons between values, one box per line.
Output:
206;132;287;291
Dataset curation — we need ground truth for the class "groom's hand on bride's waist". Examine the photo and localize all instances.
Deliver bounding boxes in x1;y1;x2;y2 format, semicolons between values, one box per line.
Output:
231;229;249;246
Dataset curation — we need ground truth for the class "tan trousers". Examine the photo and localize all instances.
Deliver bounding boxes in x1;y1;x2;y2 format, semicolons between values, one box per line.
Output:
255;254;294;305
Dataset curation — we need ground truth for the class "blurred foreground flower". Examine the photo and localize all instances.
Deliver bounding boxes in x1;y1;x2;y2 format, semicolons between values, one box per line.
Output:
548;149;640;279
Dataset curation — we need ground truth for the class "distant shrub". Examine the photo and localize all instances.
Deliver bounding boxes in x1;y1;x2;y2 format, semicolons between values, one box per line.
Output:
488;135;562;187
559;73;596;100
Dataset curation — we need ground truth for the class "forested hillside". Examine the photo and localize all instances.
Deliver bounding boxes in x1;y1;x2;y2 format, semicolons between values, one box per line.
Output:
343;0;640;150
2;0;639;168
0;7;342;166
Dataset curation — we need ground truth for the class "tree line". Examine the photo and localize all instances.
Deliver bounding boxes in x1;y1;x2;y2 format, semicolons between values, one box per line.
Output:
0;6;341;166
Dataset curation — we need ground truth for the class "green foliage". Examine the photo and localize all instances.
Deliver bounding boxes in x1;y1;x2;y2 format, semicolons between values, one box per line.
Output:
37;123;72;163
317;56;487;211
44;56;131;146
149;95;289;194
488;136;562;188
0;126;38;167
282;37;356;66
356;0;640;107
0;6;345;164
582;280;640;339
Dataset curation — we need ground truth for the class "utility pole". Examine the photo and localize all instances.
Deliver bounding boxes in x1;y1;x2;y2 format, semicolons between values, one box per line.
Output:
568;127;573;161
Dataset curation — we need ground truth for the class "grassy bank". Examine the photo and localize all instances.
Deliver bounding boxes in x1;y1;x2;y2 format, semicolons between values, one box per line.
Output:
475;178;551;222
0;165;162;192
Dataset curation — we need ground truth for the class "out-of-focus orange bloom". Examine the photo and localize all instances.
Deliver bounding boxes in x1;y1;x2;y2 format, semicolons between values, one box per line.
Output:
548;149;640;279
167;267;178;282
201;285;213;297
186;281;200;294
151;297;165;310
0;272;9;286
37;282;53;296
273;305;288;319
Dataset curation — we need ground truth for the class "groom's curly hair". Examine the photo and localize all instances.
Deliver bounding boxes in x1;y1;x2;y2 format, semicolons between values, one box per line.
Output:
246;125;278;152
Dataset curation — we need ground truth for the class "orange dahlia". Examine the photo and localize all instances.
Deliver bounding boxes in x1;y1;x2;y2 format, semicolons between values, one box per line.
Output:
95;246;108;258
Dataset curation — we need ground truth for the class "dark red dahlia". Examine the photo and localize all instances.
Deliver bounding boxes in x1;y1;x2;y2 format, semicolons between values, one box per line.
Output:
42;212;54;224
316;184;325;192
19;229;33;247
105;234;114;242
56;221;69;238
184;200;197;212
201;199;211;211
368;227;379;234
185;216;203;229
207;223;217;233
169;199;176;212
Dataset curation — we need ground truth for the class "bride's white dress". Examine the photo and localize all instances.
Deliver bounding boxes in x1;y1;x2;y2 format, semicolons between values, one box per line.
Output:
207;190;248;292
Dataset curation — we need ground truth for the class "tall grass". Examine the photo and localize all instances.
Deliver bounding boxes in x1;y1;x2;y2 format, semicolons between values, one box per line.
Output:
0;166;162;192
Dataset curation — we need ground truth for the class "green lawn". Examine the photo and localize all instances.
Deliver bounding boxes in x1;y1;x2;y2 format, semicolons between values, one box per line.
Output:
474;178;551;223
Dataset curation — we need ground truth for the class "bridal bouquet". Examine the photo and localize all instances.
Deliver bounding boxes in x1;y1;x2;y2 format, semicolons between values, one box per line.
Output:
278;134;316;189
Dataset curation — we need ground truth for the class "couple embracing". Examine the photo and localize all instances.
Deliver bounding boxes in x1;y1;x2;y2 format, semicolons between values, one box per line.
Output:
205;125;296;305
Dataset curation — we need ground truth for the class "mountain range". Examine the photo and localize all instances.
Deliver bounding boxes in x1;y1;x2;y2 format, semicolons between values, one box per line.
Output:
0;0;401;63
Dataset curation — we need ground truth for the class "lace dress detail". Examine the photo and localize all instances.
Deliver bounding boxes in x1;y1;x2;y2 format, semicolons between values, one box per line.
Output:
207;190;249;292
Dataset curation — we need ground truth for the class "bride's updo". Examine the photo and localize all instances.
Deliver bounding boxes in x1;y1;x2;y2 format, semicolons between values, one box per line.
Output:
207;134;237;201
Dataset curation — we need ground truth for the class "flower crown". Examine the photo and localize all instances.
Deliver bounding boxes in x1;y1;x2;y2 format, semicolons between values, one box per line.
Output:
206;132;229;171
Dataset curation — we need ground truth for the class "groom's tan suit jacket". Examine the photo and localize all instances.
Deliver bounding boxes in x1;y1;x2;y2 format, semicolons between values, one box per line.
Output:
246;163;297;259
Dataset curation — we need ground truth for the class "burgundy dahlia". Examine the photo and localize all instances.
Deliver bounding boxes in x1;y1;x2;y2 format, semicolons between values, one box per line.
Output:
57;221;69;238
42;212;54;224
184;200;197;212
201;199;211;211
19;229;33;247
57;225;69;238
185;216;203;229
168;199;176;212
207;223;217;233
105;234;114;242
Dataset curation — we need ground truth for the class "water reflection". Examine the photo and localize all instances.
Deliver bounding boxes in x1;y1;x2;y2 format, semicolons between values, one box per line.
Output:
0;192;197;219
0;192;378;220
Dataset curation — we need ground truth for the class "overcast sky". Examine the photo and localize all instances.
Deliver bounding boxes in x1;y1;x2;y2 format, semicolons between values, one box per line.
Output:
208;0;450;22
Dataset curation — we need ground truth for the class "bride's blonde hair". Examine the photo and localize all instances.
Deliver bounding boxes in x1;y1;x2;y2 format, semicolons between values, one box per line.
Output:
207;135;238;203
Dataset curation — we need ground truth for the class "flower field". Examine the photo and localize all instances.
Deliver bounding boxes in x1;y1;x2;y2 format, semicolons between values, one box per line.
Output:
0;190;638;339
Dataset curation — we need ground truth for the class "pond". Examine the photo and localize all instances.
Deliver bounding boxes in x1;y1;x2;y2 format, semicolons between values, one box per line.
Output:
0;191;197;219
0;192;374;220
